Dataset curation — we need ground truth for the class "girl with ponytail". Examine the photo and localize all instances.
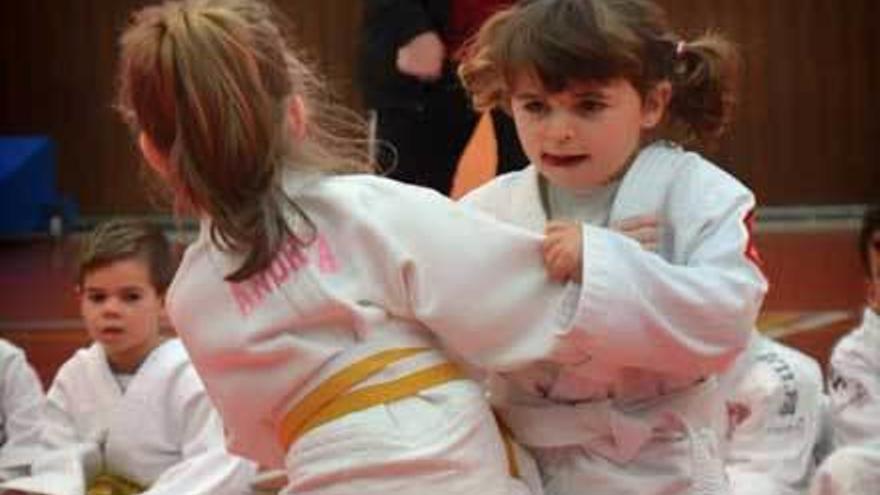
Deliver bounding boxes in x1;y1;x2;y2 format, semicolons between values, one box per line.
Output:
112;1;639;493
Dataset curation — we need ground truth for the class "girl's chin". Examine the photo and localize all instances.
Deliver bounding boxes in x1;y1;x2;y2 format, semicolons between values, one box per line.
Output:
541;169;608;190
95;332;124;343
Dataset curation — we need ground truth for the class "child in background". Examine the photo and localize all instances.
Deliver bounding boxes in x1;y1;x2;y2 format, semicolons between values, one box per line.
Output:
809;439;880;495
720;333;825;495
826;205;880;450
458;0;766;493
808;205;880;495
114;0;625;493
0;339;47;482
3;219;256;495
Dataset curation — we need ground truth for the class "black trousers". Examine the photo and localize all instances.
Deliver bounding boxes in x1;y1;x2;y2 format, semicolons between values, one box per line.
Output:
490;108;528;176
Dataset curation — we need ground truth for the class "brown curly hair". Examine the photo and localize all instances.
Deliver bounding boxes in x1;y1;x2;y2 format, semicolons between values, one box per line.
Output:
458;0;741;145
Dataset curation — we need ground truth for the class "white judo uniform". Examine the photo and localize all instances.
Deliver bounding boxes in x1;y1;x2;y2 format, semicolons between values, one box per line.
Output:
3;338;256;495
0;339;47;482
460;141;767;495
720;334;825;495
163;172;619;495
808;440;880;495
827;308;880;450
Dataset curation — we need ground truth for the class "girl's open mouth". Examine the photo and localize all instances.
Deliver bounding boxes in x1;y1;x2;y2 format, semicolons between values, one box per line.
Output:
542;153;588;168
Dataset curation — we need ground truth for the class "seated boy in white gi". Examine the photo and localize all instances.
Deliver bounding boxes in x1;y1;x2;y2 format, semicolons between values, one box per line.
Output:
826;205;880;450
808;206;880;495
0;339;47;482
2;219;256;495
721;333;825;495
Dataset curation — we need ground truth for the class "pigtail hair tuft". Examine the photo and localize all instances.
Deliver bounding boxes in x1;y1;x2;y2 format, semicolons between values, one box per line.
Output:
668;30;740;145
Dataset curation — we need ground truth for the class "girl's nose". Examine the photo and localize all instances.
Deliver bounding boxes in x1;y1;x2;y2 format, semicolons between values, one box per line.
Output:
546;114;575;143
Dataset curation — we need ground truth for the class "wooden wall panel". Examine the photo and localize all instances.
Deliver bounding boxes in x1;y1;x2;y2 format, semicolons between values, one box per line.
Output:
282;0;364;111
1;0;876;214
0;0;364;215
1;1;151;215
657;0;878;206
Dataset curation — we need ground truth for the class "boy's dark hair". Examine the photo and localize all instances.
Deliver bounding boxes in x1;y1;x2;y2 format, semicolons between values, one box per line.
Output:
77;219;177;294
859;205;880;276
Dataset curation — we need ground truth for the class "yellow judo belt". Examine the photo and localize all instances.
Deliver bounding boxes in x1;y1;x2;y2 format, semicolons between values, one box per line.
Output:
277;347;520;478
87;473;145;495
278;347;462;449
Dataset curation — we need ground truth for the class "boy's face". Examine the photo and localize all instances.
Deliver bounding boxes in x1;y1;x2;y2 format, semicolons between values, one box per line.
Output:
79;258;164;372
869;230;880;312
509;73;667;191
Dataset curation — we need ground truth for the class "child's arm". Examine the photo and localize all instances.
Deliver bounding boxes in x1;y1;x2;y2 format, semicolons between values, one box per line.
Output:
143;366;256;495
543;221;583;283
557;168;766;377
1;358;101;495
827;324;880;450
0;344;46;481
725;339;825;495
543;215;660;283
341;178;584;371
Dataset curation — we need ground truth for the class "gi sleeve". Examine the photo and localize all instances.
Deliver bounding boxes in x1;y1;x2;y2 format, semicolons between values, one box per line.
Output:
827;320;880;450
365;183;583;371
42;377;83;449
144;366;256;495
566;165;767;376
5;365;100;495
725;341;824;495
0;344;46;481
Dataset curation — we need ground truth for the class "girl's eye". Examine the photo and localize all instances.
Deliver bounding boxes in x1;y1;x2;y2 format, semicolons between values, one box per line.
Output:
121;291;143;303
87;293;107;304
522;101;548;114
577;99;607;114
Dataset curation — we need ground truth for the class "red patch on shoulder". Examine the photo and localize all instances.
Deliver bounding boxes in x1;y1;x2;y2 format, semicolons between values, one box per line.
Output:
743;208;763;268
726;401;752;439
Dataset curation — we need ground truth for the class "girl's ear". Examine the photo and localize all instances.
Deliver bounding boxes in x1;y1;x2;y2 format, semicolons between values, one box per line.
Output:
139;132;170;179
641;81;672;130
867;279;878;312
158;296;174;333
288;95;307;140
